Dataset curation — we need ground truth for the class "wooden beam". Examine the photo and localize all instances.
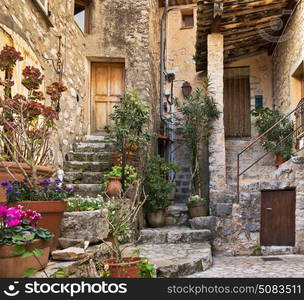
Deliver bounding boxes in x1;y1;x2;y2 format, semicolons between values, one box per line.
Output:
211;0;223;33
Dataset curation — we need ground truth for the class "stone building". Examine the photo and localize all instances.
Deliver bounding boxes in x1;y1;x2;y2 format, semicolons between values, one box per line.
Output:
1;0;304;258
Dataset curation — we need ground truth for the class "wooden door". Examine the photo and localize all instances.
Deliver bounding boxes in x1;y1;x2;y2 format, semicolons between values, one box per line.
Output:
261;190;295;246
224;67;251;137
91;63;124;133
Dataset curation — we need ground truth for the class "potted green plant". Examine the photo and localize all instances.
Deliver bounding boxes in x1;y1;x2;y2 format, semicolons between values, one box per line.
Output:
144;156;179;228
1;179;74;251
251;107;293;166
0;204;52;278
99;182;151;278
102;165;137;197
176;84;220;197
106;90;153;189
187;195;208;218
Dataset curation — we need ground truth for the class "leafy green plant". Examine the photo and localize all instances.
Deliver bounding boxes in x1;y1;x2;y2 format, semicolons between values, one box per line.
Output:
66;195;104;212
106;90;154;190
144;155;179;212
251;107;293;160
251;245;262;256
187;195;208;203
136;258;156;278
176;81;220;196
101;165;137;190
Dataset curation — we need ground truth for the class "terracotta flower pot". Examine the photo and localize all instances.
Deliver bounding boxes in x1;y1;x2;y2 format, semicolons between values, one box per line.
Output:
0;162;54;203
103;257;142;278
275;153;286;167
106;177;122;197
147;209;166;228
0;239;51;278
9;201;67;252
187;201;208;218
112;153;135;167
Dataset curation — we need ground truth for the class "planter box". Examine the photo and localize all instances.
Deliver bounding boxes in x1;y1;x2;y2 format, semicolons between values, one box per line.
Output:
60;209;109;244
0;239;51;278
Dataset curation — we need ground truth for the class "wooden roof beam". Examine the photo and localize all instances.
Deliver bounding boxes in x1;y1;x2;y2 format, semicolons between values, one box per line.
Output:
211;0;224;33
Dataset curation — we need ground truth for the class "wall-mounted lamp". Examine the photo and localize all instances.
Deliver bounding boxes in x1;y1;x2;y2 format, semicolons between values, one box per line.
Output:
182;81;192;97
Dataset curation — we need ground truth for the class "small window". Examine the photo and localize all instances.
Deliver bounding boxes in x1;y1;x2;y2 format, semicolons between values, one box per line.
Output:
181;9;194;29
74;0;90;33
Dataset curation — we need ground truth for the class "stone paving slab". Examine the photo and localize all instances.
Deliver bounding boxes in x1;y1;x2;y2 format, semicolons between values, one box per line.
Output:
125;242;212;278
184;255;304;278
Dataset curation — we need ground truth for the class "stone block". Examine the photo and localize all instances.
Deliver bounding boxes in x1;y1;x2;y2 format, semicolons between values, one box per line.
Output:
189;216;217;233
52;247;87;261
216;203;232;216
245;221;260;232
58;238;85;249
60;209;109;244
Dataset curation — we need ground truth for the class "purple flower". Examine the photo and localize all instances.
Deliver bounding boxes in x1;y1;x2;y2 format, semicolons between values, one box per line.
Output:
1;181;11;188
6;186;12;193
55;179;62;185
66;186;74;191
40;179;52;185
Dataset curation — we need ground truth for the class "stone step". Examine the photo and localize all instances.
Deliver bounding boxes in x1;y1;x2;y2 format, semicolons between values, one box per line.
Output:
64;171;106;184
70;184;103;197
73;142;115;152
125;242;212;278
139;226;211;244
66;151;113;162
64;161;111;172
84;135;114;143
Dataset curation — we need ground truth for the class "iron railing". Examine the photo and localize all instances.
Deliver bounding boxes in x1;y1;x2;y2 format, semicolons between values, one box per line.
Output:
237;98;304;201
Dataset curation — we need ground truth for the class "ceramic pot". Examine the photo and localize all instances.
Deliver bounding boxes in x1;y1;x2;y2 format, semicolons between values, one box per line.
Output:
106;177;122;197
9;201;67;252
275;153;286;167
0;239;51;278
102;257;142;278
147;209;166;228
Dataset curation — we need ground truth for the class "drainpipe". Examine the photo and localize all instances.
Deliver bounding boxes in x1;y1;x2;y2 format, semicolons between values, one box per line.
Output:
160;0;169;127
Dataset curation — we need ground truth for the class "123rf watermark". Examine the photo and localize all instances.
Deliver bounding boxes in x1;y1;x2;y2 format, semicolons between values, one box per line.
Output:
2;281;127;297
168;284;302;296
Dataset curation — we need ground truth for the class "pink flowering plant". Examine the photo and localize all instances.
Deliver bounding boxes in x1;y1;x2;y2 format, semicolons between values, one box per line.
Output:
0;205;52;277
0;45;67;187
0;205;52;246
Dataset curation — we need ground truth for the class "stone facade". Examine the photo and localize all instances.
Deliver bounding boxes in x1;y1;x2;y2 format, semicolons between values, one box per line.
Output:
0;0;160;171
273;1;304;112
0;0;88;168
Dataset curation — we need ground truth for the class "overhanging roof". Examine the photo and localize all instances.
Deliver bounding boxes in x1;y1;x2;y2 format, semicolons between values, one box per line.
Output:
196;0;298;71
159;0;197;6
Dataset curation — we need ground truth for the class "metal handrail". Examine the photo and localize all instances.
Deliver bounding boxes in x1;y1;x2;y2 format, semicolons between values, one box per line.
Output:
237;98;304;202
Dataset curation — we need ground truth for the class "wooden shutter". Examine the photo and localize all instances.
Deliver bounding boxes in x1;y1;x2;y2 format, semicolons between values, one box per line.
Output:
224;67;251;137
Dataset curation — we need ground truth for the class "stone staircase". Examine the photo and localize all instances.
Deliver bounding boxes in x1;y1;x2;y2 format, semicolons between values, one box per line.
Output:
63;135;115;197
128;224;215;278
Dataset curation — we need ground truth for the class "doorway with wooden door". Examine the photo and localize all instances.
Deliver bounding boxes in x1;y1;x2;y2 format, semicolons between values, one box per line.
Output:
260;189;296;246
91;62;125;134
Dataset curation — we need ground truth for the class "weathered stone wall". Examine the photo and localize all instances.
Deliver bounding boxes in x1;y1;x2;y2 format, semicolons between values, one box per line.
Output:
273;1;304;112
0;0;88;168
213;156;304;256
86;0;160;131
207;33;226;212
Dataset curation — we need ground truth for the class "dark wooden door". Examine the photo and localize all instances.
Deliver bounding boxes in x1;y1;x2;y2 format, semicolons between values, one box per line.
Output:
261;190;295;246
224;67;251;137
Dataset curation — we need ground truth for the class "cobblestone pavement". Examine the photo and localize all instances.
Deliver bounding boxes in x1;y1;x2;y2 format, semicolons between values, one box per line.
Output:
185;255;304;278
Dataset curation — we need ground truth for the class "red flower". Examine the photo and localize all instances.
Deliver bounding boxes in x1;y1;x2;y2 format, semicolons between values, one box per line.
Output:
0;45;23;72
22;66;44;90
